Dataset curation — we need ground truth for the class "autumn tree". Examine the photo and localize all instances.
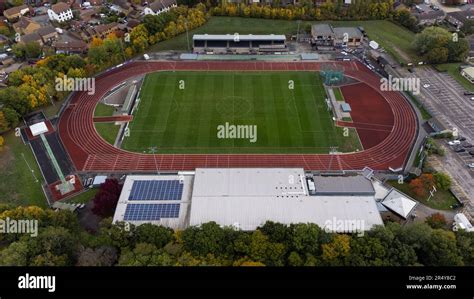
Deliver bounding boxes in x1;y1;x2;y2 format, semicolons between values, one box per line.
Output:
425;213;447;229
409;173;435;198
92;179;122;218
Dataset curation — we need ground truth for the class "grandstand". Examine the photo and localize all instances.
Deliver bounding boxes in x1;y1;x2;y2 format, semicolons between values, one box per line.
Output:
192;34;287;54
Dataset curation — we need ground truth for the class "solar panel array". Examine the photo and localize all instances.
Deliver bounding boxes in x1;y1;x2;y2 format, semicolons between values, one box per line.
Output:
128;180;183;201
123;203;180;221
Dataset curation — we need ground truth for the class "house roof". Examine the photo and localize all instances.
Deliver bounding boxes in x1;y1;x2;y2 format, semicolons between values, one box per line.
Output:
12;17;38;30
381;189;417;219
4;4;28;17
51;2;71;14
53;39;88;50
149;0;176;12
20;32;42;43
416;10;445;20
37;25;57;37
447;9;474;24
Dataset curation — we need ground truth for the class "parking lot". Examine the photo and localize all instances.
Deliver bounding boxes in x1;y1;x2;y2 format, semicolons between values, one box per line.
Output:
398;66;474;215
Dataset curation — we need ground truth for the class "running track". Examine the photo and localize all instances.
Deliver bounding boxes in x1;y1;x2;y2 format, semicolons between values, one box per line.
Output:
58;60;417;172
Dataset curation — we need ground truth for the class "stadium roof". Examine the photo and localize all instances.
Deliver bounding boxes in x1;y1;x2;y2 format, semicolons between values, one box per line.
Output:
113;174;193;229
189;168;383;231
381;189;417;219
312;175;375;196
193;34;286;41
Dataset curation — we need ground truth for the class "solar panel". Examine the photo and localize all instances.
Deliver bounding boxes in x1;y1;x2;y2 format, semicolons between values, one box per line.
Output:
123;203;180;221
128;180;183;201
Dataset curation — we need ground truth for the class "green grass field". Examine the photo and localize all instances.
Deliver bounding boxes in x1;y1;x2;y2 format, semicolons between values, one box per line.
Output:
150;17;419;64
0;132;47;208
121;71;361;154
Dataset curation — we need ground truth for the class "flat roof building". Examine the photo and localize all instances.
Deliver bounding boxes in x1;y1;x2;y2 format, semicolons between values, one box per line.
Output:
193;34;287;54
113;174;193;229
189;168;383;232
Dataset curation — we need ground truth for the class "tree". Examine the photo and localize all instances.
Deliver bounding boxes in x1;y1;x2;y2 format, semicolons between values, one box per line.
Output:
433;172;452;190
421;229;463;266
92;179;122;217
289;223;329;256
77;246;118;266
0;241;29;266
413;27;468;64
28;226;78;266
0;135;4;146
134;223;174;248
181;222;227;257
258;221;290;244
425;213;447;229
409;173;435;198
320;234;350;266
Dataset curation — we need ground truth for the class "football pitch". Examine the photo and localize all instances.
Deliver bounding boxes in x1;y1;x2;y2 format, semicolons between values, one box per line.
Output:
121;71;362;154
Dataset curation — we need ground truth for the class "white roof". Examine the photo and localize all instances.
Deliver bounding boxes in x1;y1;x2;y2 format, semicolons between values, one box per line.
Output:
454;213;473;230
190;168;383;232
29;121;48;136
369;40;379;49
193;34;286;41
462;66;474;77
93;175;107;185
381;189;417;219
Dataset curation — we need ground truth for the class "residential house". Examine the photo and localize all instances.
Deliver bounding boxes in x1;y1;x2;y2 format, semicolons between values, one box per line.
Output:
12;17;40;35
79;7;97;21
415;9;445;26
53;39;88;54
441;0;468;5
48;2;73;23
110;0;133;15
3;4;29;22
446;9;474;29
94;22;119;39
19;32;43;46
37;25;58;44
144;0;177;16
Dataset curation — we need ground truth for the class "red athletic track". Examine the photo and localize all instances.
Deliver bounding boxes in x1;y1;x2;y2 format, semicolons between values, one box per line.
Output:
93;115;133;123
340;82;395;149
58;60;417;172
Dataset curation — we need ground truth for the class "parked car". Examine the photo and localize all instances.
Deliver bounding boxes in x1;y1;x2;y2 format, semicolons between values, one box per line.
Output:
467;163;474;168
457;137;467;142
454;147;466;153
464;91;474;96
462;143;473;148
448;140;461;146
469;150;474;155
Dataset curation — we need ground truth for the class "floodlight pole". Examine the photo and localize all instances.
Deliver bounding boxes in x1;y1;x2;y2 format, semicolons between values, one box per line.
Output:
185;20;190;52
296;20;301;42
